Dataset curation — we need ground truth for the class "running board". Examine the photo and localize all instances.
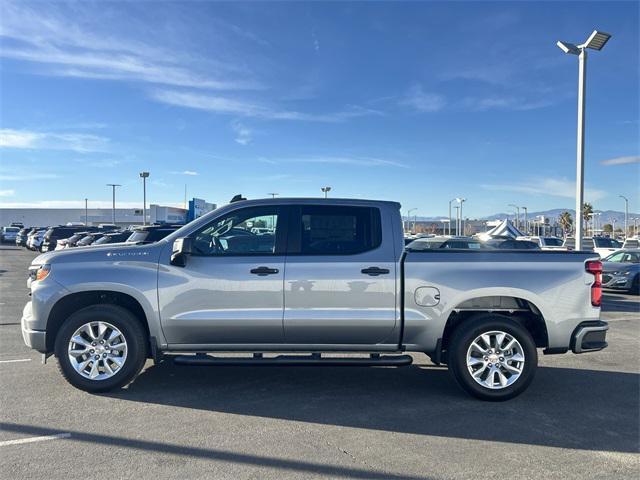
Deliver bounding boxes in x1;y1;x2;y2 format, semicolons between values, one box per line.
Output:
172;353;413;367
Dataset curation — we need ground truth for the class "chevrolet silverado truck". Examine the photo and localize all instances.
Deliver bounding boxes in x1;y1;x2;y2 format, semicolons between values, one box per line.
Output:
21;198;608;400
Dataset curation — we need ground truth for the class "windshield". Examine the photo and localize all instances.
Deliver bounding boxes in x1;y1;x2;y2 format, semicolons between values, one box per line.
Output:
542;237;563;246
593;237;617;248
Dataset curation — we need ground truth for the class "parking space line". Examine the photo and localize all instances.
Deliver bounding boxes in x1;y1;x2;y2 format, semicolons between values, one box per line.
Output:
0;359;32;364
0;433;71;447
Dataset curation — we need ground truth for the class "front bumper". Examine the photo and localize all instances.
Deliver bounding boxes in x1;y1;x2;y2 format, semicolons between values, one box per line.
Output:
571;321;608;354
21;302;47;353
602;273;634;290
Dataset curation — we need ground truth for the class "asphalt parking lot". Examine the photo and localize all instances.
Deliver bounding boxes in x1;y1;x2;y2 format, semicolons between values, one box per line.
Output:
1;246;638;479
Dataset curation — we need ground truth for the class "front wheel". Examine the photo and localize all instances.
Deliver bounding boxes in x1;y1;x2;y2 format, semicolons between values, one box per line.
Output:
448;315;537;401
54;304;148;393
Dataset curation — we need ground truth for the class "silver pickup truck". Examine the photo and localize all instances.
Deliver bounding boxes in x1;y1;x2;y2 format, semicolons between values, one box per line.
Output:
21;198;608;400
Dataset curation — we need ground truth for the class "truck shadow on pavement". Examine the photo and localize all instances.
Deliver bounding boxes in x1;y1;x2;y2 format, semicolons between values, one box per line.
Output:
111;362;639;454
602;293;640;313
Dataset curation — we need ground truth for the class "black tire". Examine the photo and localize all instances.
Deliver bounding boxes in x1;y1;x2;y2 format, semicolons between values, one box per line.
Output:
54;304;148;393
448;314;538;401
630;275;640;295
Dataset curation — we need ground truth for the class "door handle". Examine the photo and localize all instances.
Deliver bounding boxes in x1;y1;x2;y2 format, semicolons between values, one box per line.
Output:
361;266;390;276
250;266;280;276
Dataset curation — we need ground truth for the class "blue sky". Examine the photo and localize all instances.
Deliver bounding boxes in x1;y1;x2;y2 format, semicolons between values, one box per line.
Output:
0;0;638;217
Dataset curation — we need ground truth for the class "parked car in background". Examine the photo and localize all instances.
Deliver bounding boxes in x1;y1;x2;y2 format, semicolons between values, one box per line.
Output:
406;236;484;250
517;236;565;250
1;226;21;243
601;249;640;294
563;236;622;257
126;224;183;244
92;231;132;246
28;229;48;251
483;238;540;250
76;233;107;247
15;227;33;247
622;237;639;249
42;226;90;252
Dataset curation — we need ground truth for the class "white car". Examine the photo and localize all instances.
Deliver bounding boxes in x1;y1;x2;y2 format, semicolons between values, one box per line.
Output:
27;229;47;251
562;236;623;258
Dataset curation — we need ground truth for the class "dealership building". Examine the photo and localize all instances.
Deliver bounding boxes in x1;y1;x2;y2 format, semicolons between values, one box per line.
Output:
0;198;216;228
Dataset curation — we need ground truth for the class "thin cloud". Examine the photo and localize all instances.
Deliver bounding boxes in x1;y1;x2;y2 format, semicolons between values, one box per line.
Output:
399;85;446;113
152;90;379;122
170;170;199;176
481;177;607;201
600;156;640;166
458;96;554;111
231;121;252;145
0;189;15;197
0;1;260;91
0;128;109;153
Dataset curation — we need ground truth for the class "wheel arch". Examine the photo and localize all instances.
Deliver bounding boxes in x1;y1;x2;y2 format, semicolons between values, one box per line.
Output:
46;291;150;352
440;296;549;352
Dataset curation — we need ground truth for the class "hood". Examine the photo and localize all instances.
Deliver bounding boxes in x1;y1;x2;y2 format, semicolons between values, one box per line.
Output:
31;240;167;266
602;261;640;273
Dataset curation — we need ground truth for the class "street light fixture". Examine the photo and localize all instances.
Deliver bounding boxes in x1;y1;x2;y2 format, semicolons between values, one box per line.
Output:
508;204;520;229
456;198;466;236
407;208;417;233
106;184;121;224
619;195;628;237
139;172;149;226
321;186;332;198
268;193;278;198
557;29;612;250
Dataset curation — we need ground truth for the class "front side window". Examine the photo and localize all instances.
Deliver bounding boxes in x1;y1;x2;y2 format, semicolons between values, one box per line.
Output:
193;207;280;256
298;205;381;255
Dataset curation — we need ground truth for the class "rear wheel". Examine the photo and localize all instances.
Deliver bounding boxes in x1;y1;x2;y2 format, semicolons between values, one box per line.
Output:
448;314;537;401
54;304;148;393
630;275;640;295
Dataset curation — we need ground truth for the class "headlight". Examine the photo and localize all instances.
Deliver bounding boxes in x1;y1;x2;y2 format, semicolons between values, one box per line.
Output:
29;264;51;282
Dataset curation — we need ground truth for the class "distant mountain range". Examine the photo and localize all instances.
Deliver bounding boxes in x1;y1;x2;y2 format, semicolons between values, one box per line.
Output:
409;209;639;226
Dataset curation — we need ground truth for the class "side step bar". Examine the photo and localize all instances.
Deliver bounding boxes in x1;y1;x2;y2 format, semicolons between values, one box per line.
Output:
172;353;413;367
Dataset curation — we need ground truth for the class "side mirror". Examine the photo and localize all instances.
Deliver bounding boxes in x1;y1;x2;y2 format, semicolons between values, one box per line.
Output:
170;237;192;267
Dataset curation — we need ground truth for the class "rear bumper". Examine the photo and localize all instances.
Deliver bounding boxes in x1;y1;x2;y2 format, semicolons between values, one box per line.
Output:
21;302;47;353
571;321;608;354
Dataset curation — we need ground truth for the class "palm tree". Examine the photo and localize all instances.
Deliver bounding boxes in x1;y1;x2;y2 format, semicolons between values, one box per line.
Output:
559;211;573;237
582;202;594;236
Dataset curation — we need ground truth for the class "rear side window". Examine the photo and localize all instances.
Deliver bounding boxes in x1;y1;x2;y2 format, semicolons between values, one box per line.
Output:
298;205;381;255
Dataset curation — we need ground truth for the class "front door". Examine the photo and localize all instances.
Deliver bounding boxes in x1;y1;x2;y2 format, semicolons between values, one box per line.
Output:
158;205;286;345
283;204;398;345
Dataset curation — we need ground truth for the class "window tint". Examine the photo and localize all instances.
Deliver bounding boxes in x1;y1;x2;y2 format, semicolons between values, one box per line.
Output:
193;207;280;256
299;205;381;255
543;237;563;247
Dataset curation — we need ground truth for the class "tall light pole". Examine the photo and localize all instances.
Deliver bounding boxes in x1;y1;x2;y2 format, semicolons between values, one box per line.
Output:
106;184;121;224
457;198;466;235
448;199;457;236
508;204;520;229
321;186;331;198
619;195;628;237
453;206;460;236
268;193;278;198
407;208;417;233
139;172;149;226
521;206;528;234
84;198;88;226
557;30;612;250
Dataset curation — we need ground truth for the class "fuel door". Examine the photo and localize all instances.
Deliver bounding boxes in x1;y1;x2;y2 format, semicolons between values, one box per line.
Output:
415;286;441;307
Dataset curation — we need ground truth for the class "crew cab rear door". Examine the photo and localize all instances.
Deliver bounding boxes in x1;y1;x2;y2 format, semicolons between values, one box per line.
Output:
283;204;398;345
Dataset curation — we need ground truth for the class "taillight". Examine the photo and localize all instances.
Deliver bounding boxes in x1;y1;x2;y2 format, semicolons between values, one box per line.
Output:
586;260;602;307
